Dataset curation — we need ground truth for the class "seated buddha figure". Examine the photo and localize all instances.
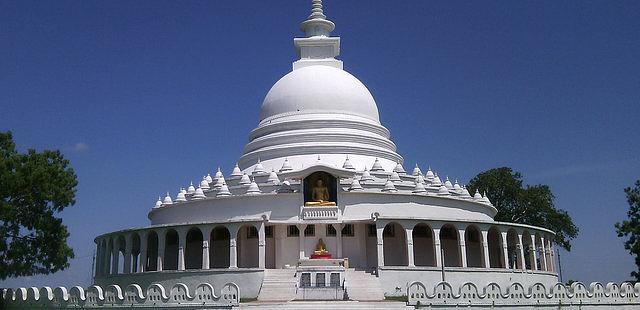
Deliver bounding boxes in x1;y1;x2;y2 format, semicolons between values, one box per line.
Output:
314;238;329;255
305;179;336;206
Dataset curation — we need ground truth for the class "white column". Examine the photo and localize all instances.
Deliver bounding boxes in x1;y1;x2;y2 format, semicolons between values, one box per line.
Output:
258;222;266;269
178;229;186;271
336;224;343;259
501;232;509;269
433;228;442;267
517;234;526;270
406;227;415;267
298;224;307;259
157;231;165;271
376;225;384;267
481;230;491;268
458;229;467;268
123;234;133;274
539;236;548;271
139;232;147;273
112;238;120;275
549;241;555;272
230;227;238;268
105;241;112;275
530;235;538;271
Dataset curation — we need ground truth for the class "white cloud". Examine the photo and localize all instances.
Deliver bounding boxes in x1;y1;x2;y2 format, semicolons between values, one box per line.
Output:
71;142;89;152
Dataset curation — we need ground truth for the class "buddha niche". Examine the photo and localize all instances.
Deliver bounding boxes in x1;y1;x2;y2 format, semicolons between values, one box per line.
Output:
311;238;331;259
305;178;336;206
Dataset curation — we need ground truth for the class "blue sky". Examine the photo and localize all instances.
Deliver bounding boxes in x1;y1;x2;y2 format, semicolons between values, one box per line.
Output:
1;0;639;287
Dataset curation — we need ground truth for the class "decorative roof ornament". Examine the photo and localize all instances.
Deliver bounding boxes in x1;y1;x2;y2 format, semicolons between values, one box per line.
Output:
371;158;384;172
438;185;450;196
267;168;280;184
213;175;225;189
390;171;401;182
425;166;435;180
278;179;294;193
413;181;427;193
280;158;293;172
342;155;355;170
187;181;196;195
193;187;206;199
415;174;425;184
393;162;406;175
444;176;453;189
239;173;251;185
200;176;210;190
382;179;398;192
360;166;374;182
176;189;187;202
155;196;162;208
180;187;187;195
300;0;335;38
205;173;213;184
349;177;363;191
214;167;223;179
253;158;266;175
473;189;482;200
453;179;461;191
230;163;243;178
163;192;173;205
217;182;231;197
246;178;261;195
461;186;471;198
481;191;491;204
412;164;422;176
432;173;442;186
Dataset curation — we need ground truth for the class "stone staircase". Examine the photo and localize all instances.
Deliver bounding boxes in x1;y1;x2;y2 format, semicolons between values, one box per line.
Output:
240;301;409;309
344;268;386;301
257;269;297;301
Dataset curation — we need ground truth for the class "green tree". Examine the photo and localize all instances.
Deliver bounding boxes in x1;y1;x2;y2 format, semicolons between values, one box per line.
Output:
467;167;579;251
615;180;640;281
0;131;78;279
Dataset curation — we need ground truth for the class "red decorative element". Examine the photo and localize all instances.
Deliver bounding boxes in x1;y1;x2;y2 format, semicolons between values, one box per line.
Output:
310;253;332;259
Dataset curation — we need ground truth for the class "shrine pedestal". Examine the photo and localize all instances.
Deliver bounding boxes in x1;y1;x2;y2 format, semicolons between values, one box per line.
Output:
310;253;332;259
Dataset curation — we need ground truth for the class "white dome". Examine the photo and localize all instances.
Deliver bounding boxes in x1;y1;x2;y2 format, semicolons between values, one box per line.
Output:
260;65;380;123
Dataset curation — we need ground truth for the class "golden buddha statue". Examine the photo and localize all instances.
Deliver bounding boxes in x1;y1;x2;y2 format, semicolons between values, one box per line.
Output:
305;179;336;206
314;238;328;255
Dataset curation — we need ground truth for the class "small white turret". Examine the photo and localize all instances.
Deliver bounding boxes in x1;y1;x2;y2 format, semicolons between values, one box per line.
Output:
253;158;267;175
382;179;397;192
187;181;196;195
246;179;261;195
413;181;427;193
393;162;406;175
412;164;422;176
415;174;425;184
462;186;471;198
342;155;355;170
205;173;213;184
481;191;491;204
176;189;187;202
280;158;293;172
213;175;225;189
217;182;231;197
432;173;442;186
239;173;251;185
453;179;461;191
349;178;363;191
390;171;401;182
360;166;374;182
444;176;453;189
214;167;223;179
155;196;162;208
438;185;450;196
473;189;482;200
425;167;435;181
371;158;384;172
230;163;243;178
200;176;210;190
193;187;206;199
163;192;173;205
267;168;280;184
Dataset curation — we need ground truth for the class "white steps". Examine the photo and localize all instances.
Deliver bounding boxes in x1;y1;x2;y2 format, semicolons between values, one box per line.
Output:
344;269;386;301
258;269;297;302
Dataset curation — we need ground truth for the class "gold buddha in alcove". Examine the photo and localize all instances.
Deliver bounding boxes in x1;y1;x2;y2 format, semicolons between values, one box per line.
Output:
305;179;336;206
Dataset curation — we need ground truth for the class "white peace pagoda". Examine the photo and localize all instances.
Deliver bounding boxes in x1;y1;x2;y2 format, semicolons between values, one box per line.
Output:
6;1;640;309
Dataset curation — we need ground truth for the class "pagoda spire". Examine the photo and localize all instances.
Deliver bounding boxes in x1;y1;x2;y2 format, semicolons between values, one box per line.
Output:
300;0;335;37
294;0;342;70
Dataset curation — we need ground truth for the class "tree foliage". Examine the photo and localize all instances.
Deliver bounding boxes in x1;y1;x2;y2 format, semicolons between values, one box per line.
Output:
467;167;579;251
0;131;78;279
615;180;640;281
